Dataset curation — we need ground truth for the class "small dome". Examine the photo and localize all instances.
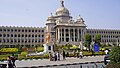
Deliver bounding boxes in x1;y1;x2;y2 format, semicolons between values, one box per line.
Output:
47;13;54;20
77;15;82;20
56;0;69;16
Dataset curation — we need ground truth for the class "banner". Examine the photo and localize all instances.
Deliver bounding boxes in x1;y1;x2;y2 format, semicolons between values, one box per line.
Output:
94;43;99;52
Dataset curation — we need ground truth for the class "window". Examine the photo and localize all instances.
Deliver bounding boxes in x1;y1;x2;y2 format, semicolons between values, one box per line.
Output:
11;29;13;32
25;39;27;43
7;29;10;32
51;32;54;35
35;30;37;32
42;30;44;32
35;35;37;37
4;29;6;32
11;34;13;37
28;40;31;42
38;39;40;42
15;29;17;32
25;34;27;37
29;30;31;32
32;30;34;32
29;35;31;37
0;34;2;37
0;29;2;31
42;35;44;37
18;29;20;32
32;39;34;42
3;34;6;37
14;39;17;42
25;30;27;32
14;34;17;37
42;39;44;42
22;40;24;42
32;34;34;37
18;34;20;37
38;35;40;37
35;40;37;42
18;39;20;42
11;40;13;43
22;34;24;37
7;34;9;37
38;30;41;32
22;30;24;32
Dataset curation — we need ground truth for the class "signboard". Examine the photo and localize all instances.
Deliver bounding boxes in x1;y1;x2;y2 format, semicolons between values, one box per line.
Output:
94;43;99;52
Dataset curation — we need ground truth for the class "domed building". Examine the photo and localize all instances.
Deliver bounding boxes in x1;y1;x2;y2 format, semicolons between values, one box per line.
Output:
0;0;120;48
45;0;86;47
45;0;120;47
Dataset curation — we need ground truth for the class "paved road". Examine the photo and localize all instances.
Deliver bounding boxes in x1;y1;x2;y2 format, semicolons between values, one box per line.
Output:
0;56;105;68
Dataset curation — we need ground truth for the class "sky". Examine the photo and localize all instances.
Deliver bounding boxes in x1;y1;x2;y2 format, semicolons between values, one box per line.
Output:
0;0;120;29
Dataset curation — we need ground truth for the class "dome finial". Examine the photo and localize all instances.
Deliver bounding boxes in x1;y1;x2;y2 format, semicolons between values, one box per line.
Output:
50;12;53;16
60;0;64;7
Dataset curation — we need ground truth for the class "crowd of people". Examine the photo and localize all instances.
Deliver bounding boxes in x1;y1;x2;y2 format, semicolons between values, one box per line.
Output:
49;50;66;61
49;50;83;61
7;54;16;68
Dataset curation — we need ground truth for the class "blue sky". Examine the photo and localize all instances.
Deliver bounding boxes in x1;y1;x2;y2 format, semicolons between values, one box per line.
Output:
0;0;120;29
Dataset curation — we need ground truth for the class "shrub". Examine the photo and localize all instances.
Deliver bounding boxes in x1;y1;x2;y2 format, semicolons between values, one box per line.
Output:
43;53;49;59
94;51;105;55
21;52;27;55
37;47;44;52
109;46;120;64
0;48;18;52
106;64;120;68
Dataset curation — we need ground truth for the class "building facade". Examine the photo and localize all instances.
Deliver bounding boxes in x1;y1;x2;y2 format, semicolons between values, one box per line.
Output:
0;0;120;47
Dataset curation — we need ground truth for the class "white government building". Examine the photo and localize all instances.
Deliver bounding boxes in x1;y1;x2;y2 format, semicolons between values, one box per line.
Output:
0;0;120;47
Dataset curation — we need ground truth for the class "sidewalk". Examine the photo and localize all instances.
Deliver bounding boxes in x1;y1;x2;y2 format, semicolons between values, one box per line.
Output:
0;56;105;68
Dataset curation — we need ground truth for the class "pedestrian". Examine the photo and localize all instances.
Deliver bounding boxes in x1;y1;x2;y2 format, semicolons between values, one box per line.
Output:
57;52;60;61
63;50;66;60
79;50;83;59
11;54;16;68
49;52;53;61
7;56;14;68
54;52;57;61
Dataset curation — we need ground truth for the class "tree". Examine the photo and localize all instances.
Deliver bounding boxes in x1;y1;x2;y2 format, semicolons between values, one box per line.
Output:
94;34;101;46
84;34;92;51
109;46;120;64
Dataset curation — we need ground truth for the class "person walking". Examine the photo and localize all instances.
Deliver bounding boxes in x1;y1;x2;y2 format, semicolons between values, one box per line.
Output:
7;56;14;68
11;54;16;68
79;50;83;59
57;52;60;61
49;52;53;61
54;52;57;61
63;50;66;60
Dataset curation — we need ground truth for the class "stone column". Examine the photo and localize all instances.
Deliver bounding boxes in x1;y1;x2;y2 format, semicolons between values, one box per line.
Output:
64;28;66;42
81;28;82;41
73;28;75;42
58;28;60;43
69;28;70;42
60;28;62;42
78;28;79;42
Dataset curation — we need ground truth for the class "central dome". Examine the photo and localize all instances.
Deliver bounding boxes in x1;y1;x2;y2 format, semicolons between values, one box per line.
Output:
56;0;69;16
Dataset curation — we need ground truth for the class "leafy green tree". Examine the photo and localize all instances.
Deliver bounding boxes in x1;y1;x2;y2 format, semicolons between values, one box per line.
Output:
109;46;120;64
84;34;92;51
94;34;101;46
